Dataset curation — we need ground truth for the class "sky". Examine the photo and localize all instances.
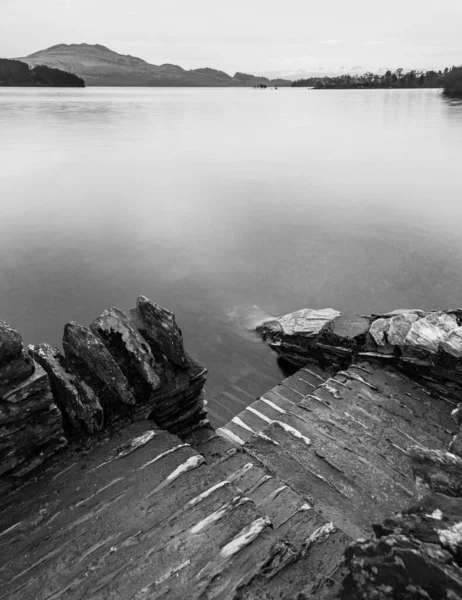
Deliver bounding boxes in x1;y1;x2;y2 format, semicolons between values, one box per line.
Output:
2;0;462;74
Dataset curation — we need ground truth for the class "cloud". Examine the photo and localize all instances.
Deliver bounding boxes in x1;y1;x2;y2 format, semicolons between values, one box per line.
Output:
318;39;342;45
362;41;384;46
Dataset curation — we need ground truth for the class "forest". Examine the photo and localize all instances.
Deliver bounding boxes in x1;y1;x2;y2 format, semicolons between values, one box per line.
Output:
0;58;85;87
292;66;462;97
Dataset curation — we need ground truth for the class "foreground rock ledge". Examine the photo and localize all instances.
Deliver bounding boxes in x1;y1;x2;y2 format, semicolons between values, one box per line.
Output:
0;295;207;492
1;302;461;599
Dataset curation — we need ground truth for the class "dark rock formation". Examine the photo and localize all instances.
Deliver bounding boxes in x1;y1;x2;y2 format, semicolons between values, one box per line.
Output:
90;307;161;399
0;297;207;494
63;321;136;420
29;343;103;436
340;501;462;599
0;320;23;365
410;447;462;499
132;295;188;367
0;325;66;493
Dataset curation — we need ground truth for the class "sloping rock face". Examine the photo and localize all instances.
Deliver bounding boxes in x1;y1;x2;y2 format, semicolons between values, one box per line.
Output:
258;307;462;404
0;323;67;495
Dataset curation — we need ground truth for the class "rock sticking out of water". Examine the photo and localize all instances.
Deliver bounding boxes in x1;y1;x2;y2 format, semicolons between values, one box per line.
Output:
257;306;462;404
0;296;207;495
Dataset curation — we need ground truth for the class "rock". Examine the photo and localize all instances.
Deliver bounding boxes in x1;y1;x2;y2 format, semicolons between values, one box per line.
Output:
259;308;341;339
452;404;462;429
329;314;370;341
369;318;389;346
0;353;35;396
387;313;419;346
441;327;462;358
340;497;462;599
409;447;462;499
450;433;462;458
375;309;427;318
0;320;23;365
90;307;161;399
405;312;458;354
0;353;67;484
132;296;188;368
30;343;103;436
2;363;49;404
63;321;136;420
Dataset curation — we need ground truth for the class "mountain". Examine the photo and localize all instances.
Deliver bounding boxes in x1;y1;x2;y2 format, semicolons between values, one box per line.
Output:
19;44;290;87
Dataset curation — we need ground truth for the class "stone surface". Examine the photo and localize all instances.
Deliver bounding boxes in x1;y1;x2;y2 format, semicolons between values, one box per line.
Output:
410;447;462;499
258;306;462;408
63;321;136;420
405;312;459;354
30;343;103;436
0;345;67;487
387;313;419;346
340;494;462;599
0;320;23;365
0;352;35;396
369;318;389;346
90;307;161;398
0;421;349;600
133;295;188;367
259;307;341;338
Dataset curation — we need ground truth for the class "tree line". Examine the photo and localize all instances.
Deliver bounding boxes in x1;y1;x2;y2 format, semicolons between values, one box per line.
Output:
0;58;85;87
292;66;462;97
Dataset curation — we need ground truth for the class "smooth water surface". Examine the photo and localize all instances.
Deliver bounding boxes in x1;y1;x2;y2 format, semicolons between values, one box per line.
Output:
1;87;462;425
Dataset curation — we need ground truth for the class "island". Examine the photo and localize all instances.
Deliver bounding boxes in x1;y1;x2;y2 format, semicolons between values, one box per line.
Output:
0;58;85;87
0;296;460;598
292;65;462;98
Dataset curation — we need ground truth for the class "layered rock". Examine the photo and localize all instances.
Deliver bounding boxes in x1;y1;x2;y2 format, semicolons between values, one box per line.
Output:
129;296;208;434
0;324;67;493
258;306;462;404
0;297;207;493
131;295;188;367
29;343;103;436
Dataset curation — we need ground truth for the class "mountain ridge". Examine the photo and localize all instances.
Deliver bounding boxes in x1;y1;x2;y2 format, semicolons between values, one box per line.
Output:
18;43;291;87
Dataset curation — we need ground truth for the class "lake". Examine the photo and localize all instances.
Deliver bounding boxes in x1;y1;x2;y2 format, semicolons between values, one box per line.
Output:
1;87;462;426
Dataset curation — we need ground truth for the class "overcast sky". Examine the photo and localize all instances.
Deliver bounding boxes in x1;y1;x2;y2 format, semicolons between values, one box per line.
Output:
2;0;462;74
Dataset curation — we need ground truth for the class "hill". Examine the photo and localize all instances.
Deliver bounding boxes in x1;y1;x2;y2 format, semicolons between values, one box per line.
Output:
19;44;290;87
0;58;85;87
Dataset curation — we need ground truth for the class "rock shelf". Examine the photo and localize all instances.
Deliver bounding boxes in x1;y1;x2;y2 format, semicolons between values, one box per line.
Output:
0;302;461;598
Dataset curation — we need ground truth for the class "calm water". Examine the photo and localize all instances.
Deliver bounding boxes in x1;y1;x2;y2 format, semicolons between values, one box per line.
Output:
1;87;462;425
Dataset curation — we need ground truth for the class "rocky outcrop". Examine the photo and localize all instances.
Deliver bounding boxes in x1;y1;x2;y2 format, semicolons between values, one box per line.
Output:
258;307;462;404
0;326;67;493
337;377;462;599
29;343;103;436
131;295;188;367
0;296;207;493
340;496;462;599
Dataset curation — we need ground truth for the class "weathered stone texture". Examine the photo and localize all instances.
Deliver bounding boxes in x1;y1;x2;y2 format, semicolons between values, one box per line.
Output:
340;496;462;599
0;323;66;489
30;343;103;436
90;307;161;396
258;306;462;406
133;295;188;367
62;321;136;419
